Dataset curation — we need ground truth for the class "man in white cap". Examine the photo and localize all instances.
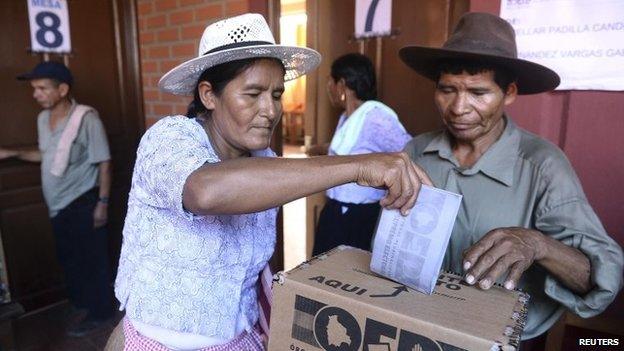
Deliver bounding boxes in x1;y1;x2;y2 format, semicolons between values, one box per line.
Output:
400;12;623;347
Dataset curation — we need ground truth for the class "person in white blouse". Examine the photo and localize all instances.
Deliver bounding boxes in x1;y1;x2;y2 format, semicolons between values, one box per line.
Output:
107;14;431;351
307;53;412;256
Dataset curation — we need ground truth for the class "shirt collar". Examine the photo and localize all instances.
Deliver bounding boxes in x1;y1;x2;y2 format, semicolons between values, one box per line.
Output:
423;116;520;187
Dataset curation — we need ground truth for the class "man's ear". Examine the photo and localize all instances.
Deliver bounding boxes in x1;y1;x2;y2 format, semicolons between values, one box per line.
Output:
504;82;518;106
198;81;216;110
58;83;70;98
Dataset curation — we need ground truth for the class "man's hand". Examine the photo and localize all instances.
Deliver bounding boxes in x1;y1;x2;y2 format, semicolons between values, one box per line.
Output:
462;227;546;290
93;202;108;228
355;152;433;216
0;148;18;160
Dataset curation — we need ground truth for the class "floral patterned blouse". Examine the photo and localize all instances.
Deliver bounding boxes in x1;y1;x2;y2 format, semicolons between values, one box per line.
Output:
115;116;277;339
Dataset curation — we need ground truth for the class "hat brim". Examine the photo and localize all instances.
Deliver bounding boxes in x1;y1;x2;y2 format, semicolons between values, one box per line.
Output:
16;72;51;81
16;72;72;85
16;73;36;81
159;45;321;96
399;46;560;95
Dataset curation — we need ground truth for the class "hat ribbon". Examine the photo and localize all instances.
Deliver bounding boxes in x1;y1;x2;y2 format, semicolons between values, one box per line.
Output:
204;40;273;55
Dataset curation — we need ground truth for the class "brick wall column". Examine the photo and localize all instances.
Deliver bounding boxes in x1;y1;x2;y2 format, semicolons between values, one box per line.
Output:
137;0;250;127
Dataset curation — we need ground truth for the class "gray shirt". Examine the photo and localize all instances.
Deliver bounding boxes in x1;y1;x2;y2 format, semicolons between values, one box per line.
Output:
404;116;623;339
38;101;111;217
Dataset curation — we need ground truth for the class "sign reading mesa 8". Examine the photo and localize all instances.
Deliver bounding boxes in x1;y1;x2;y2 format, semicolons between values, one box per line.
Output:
27;0;72;53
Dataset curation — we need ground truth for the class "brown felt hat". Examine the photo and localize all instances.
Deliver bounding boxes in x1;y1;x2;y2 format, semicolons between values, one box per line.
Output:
399;12;560;94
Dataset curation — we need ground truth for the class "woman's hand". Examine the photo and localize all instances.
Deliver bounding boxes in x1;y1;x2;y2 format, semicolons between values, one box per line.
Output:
355;152;433;215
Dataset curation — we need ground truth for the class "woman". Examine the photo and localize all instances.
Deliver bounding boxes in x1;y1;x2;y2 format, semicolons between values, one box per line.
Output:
308;53;412;256
109;14;431;350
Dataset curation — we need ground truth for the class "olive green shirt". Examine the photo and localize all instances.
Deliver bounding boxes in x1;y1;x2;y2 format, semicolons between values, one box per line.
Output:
404;116;623;339
38;101;110;217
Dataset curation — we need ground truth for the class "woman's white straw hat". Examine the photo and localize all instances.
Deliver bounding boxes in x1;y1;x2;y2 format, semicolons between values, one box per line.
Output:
159;13;321;96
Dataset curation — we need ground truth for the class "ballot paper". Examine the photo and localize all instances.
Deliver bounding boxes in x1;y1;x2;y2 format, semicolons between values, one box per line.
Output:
371;185;462;295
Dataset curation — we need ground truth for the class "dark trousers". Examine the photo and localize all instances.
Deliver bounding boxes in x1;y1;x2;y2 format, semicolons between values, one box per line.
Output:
312;198;381;256
50;188;112;320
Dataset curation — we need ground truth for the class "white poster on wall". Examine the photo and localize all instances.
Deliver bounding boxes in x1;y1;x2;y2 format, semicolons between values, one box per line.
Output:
27;0;72;53
500;0;624;91
355;0;392;38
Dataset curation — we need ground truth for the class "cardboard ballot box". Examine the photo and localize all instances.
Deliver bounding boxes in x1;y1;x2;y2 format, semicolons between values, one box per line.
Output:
268;246;528;351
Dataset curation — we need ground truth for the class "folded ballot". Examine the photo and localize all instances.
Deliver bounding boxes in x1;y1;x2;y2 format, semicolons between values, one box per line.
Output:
371;185;462;294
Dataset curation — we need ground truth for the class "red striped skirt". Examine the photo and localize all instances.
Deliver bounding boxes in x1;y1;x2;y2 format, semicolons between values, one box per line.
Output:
121;318;265;351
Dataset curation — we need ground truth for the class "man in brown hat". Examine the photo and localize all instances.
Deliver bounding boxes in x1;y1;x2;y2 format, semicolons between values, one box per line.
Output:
400;12;623;345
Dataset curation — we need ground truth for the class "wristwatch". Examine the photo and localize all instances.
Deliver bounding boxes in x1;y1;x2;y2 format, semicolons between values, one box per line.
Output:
98;196;110;204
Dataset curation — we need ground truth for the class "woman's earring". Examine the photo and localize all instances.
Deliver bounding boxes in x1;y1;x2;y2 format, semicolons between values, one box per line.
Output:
340;93;346;102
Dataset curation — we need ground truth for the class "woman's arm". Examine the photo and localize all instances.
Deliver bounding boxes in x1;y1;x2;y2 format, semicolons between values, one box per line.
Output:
183;152;432;216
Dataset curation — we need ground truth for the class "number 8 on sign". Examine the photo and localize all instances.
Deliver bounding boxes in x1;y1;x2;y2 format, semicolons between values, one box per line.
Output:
27;0;72;53
35;12;63;48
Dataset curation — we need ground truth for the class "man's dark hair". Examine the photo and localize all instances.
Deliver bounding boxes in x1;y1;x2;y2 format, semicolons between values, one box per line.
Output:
43;77;71;95
330;53;377;101
435;59;517;92
186;57;285;118
49;78;62;88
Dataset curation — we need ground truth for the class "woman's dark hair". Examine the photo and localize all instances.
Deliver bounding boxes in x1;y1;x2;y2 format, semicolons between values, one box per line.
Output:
435;59;517;92
186;57;285;117
330;53;377;101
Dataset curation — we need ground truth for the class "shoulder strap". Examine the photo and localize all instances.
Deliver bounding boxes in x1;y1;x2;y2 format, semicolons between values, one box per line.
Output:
50;104;94;177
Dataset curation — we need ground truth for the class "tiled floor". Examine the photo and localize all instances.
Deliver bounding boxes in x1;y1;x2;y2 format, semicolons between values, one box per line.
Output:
0;301;123;351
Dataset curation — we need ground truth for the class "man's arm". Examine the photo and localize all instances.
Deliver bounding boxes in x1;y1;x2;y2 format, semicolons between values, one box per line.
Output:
0;148;19;160
17;149;42;162
462;227;591;294
535;232;592;292
93;160;112;228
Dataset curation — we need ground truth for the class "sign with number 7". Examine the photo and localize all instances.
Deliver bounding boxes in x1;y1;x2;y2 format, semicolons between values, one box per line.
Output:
27;0;72;54
355;0;393;39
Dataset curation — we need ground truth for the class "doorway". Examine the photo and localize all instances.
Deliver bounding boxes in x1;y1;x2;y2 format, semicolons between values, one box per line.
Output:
280;0;308;270
284;0;471;270
0;0;143;312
